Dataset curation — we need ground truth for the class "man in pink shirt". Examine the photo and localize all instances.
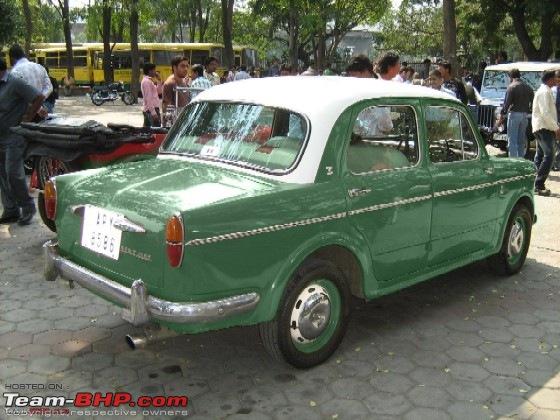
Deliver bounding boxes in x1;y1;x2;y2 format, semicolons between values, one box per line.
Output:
141;63;163;127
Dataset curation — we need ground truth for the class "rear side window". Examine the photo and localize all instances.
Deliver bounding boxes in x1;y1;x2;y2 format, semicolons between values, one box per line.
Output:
426;106;479;163
347;105;419;174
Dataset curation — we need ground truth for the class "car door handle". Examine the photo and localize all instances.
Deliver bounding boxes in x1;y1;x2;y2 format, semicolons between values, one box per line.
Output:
485;167;494;174
348;188;371;198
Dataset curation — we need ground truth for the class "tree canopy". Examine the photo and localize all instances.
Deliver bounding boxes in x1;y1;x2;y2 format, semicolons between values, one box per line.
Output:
6;0;560;73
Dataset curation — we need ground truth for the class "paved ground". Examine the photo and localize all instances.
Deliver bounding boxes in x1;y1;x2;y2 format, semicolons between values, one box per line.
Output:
0;96;559;419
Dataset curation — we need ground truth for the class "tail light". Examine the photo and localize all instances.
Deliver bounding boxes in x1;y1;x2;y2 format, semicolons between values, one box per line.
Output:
44;180;57;220
166;214;184;267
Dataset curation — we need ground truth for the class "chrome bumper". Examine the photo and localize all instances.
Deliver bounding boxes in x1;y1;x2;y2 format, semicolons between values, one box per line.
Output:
44;240;260;327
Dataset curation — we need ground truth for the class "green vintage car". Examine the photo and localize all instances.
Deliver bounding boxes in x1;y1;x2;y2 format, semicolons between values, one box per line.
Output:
44;76;536;368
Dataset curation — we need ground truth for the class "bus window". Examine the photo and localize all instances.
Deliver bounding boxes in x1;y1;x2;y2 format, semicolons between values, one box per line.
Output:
191;50;207;66
113;53;132;69
46;52;58;68
153;50;177;66
210;47;223;64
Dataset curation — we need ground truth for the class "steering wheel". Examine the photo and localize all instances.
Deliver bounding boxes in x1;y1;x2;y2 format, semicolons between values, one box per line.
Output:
429;139;459;163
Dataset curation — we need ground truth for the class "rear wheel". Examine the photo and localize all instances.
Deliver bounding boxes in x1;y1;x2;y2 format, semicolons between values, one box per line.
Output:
259;259;350;368
91;91;104;106
122;92;134;105
487;204;532;275
35;156;79;232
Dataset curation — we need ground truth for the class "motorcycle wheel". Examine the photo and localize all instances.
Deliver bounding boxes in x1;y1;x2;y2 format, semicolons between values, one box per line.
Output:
35;156;80;233
122;92;134;105
91;91;105;106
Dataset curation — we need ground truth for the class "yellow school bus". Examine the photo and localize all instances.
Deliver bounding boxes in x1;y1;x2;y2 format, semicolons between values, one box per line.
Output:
91;43;227;85
3;42;259;86
32;44;103;85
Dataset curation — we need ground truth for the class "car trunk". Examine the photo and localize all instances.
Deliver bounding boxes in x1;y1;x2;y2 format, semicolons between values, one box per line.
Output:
55;157;279;292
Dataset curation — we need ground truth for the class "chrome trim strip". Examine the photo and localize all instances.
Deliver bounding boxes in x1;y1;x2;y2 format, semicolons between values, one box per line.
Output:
185;212;347;246
348;194;432;216
43;240;260;327
185;173;534;246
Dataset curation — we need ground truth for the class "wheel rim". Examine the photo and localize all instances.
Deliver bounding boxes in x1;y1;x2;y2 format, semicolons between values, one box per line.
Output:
290;280;341;353
38;157;73;188
507;215;526;265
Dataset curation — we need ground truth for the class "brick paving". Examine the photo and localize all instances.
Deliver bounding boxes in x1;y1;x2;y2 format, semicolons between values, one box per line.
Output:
0;97;559;419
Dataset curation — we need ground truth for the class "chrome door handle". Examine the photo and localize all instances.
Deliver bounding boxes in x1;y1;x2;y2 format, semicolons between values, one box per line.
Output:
348;188;371;198
485;167;494;174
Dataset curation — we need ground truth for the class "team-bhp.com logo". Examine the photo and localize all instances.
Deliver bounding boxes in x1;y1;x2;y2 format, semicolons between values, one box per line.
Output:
4;392;188;417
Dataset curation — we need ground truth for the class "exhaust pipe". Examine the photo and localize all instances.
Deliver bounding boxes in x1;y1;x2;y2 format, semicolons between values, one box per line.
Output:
126;326;179;349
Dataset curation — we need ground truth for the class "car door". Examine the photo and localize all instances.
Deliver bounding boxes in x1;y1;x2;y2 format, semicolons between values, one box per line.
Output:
341;101;433;288
423;101;498;267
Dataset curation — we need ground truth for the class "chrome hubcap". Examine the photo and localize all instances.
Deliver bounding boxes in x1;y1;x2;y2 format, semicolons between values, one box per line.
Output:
507;220;524;258
290;284;331;344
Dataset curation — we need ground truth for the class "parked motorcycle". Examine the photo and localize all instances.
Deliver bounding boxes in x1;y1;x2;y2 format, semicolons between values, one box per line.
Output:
91;81;134;106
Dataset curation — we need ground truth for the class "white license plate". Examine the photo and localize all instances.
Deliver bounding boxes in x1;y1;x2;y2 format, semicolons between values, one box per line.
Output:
81;205;123;260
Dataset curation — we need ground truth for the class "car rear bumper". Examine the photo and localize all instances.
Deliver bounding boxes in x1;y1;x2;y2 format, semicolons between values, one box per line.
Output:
44;240;260;327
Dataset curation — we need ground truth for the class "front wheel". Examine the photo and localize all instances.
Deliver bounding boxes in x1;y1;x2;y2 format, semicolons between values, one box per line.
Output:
487;204;532;275
91;91;104;106
122;92;134;105
259;259;350;368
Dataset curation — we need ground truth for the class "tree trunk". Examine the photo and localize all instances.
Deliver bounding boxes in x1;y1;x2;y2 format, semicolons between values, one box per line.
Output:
22;0;32;56
102;0;113;84
189;7;196;42
288;0;299;71
509;4;553;60
61;0;74;80
442;0;459;77
316;31;325;72
221;0;234;69
130;0;140;103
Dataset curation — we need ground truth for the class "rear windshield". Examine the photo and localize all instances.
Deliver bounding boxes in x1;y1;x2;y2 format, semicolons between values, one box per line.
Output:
161;102;308;174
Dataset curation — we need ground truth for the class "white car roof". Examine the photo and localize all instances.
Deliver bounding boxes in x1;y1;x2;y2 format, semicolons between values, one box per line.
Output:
194;76;459;117
484;62;560;72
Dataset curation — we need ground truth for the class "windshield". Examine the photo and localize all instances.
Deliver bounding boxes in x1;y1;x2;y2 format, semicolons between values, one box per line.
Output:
482;70;543;92
161;102;308;173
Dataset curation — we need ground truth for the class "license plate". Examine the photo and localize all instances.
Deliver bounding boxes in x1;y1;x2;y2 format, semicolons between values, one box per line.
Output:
81;205;123;260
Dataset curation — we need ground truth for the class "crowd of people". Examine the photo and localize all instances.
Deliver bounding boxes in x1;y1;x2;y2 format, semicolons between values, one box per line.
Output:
140;50;560;196
1;46;560;229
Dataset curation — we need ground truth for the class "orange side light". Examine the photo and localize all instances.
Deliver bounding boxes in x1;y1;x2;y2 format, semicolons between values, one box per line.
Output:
44;180;57;220
166;215;184;267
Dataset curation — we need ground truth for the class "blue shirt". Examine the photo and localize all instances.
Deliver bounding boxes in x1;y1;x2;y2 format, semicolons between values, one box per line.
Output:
190;76;213;100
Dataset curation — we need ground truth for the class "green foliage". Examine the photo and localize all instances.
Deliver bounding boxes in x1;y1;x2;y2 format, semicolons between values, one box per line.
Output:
33;2;65;42
377;0;443;58
0;0;24;49
249;0;389;68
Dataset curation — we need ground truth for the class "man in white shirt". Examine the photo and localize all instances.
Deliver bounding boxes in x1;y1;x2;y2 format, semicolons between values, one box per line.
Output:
427;70;456;97
9;45;52;121
532;70;560;196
